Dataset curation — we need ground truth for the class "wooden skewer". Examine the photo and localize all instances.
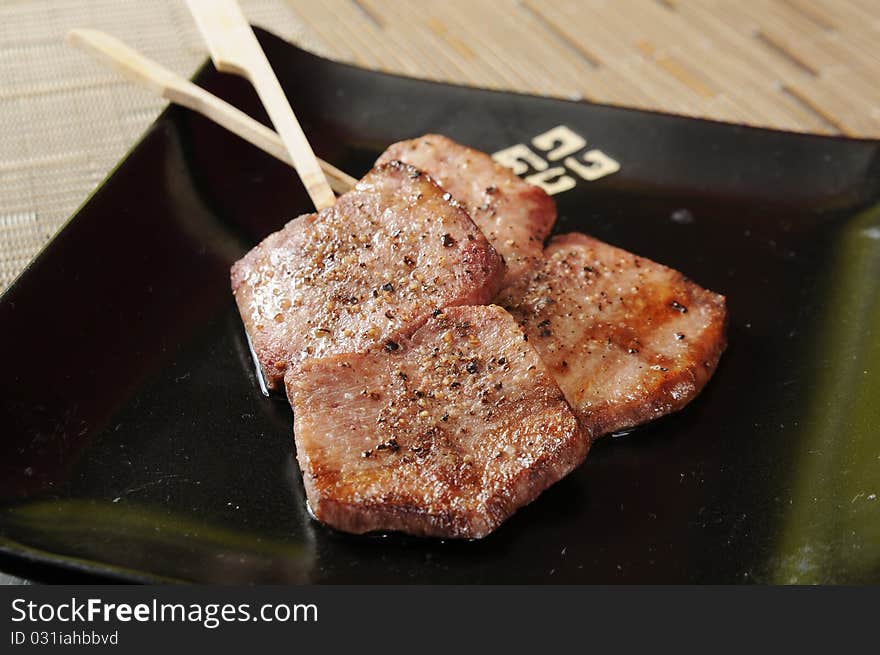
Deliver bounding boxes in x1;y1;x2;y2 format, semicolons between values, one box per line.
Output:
185;0;337;210
66;29;356;196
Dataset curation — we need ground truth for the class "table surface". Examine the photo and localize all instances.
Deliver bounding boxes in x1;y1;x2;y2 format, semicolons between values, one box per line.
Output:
0;0;879;583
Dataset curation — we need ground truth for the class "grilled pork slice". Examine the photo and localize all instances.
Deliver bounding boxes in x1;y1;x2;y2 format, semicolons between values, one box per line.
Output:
287;305;587;539
377;134;556;287
497;233;727;439
231;162;505;390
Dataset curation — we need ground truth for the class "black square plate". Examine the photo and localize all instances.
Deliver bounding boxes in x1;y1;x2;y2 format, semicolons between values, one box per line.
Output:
2;28;879;584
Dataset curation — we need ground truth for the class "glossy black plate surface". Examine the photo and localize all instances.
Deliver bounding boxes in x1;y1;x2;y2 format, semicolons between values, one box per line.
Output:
1;29;879;584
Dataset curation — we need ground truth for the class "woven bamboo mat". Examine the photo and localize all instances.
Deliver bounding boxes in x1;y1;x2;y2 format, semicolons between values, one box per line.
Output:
1;0;879;290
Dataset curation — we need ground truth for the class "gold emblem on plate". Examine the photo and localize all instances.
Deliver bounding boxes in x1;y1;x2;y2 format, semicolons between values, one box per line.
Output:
492;125;620;195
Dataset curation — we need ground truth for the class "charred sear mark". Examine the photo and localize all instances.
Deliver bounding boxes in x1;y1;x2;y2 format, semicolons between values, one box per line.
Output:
376;438;400;453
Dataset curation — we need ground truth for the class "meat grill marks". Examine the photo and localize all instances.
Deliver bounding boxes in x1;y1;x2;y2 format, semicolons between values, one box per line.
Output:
497;233;727;439
231;161;505;390
231;136;729;539
378;136;727;439
377;134;556;287
286;305;587;539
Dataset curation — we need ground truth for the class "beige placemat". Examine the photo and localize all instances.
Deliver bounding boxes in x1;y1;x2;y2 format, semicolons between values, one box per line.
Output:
2;0;879;290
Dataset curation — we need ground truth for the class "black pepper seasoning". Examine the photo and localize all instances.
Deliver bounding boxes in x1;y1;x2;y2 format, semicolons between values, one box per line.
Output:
376;438;400;452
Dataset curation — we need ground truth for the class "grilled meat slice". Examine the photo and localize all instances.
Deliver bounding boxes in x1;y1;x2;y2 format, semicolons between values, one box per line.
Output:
286;305;588;539
497;233;727;439
377;134;556;287
231;161;505;390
